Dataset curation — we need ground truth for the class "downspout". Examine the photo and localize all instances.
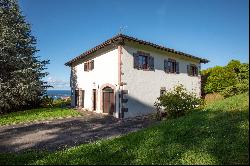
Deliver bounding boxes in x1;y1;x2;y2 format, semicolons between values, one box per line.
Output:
117;35;125;119
118;44;122;118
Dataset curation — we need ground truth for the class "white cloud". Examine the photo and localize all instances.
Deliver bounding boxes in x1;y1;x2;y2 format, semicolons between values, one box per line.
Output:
45;76;70;90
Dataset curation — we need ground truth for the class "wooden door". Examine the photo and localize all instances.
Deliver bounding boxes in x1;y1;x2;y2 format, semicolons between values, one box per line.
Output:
103;87;114;114
93;89;96;111
75;90;79;107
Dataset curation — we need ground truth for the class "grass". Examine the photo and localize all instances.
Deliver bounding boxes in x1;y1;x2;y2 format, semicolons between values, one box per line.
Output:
0;93;248;165
0;107;82;126
204;92;224;105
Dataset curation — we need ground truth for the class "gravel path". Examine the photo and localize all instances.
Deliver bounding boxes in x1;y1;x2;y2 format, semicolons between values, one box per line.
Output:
0;111;157;153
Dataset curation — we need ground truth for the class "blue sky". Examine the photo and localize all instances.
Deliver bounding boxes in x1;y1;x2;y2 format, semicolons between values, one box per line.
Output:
19;0;249;90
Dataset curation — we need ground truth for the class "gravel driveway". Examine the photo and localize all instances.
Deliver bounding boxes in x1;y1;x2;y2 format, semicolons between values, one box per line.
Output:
0;111;157;153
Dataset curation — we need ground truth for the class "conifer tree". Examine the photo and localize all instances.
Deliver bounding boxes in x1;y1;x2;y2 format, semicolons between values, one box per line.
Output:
0;0;50;112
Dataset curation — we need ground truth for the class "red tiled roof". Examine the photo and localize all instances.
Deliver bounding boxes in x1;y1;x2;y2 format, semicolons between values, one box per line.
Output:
65;34;209;66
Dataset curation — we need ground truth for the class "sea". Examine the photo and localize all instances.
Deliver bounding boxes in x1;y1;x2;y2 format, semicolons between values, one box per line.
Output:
46;90;71;99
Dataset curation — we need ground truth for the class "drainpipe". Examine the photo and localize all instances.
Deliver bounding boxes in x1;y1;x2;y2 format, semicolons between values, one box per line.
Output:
118;45;122;119
117;37;124;119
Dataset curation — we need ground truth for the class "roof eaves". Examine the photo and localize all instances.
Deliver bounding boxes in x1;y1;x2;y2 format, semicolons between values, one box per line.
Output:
65;34;122;66
65;34;209;66
120;34;209;64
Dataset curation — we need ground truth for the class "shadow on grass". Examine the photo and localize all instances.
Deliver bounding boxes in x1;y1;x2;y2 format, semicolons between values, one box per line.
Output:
0;93;249;165
0;107;248;165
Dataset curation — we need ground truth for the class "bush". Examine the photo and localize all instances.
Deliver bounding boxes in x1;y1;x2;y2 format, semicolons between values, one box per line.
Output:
201;60;249;97
221;82;249;98
154;85;203;118
53;98;71;107
40;95;53;108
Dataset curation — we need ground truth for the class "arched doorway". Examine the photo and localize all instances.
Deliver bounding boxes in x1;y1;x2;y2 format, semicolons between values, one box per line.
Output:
102;87;114;114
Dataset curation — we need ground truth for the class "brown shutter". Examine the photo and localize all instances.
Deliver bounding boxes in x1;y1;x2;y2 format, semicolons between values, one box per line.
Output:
133;53;139;69
147;56;150;70
84;63;87;71
164;59;168;72
176;62;179;74
91;60;94;70
195;65;198;76
87;61;90;71
149;56;154;70
187;65;190;75
168;59;172;73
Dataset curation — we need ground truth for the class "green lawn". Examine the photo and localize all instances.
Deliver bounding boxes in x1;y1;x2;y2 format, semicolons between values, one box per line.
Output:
0;93;248;165
0;107;82;126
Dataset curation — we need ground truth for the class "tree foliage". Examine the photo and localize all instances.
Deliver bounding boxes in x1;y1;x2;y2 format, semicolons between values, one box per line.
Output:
201;60;249;97
154;84;203;118
0;0;50;113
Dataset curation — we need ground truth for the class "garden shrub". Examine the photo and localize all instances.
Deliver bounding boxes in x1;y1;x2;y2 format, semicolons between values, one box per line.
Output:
221;82;249;98
40;95;53;108
53;98;71;107
154;84;203;118
201;60;249;97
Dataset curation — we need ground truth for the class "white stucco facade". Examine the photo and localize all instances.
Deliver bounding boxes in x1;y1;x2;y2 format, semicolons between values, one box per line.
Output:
69;39;204;119
71;47;120;118
120;43;201;118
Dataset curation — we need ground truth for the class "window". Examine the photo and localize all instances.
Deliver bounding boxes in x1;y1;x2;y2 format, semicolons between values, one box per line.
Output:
139;55;148;69
187;64;198;76
133;51;154;70
160;87;166;96
84;60;94;72
164;59;179;74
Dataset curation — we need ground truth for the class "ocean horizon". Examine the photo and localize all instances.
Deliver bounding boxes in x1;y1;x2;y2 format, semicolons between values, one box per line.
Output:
46;90;71;99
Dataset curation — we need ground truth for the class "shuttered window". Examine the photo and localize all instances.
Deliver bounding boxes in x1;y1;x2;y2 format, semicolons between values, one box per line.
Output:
187;64;198;76
164;59;179;74
84;60;94;72
133;51;154;70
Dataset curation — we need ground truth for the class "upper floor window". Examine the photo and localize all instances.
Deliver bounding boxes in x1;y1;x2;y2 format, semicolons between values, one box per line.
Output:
84;60;94;71
164;58;179;74
139;55;148;69
133;51;154;70
187;64;198;76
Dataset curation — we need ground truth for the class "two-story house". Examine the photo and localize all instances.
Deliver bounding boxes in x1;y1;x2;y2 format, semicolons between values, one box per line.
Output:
65;34;209;118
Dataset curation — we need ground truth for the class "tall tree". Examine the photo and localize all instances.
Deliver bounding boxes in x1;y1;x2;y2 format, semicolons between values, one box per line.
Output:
0;0;50;113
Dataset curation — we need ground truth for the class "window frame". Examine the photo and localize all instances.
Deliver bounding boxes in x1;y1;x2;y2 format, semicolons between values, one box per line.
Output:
84;60;94;72
138;54;148;70
133;51;154;71
164;58;179;74
188;64;199;76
